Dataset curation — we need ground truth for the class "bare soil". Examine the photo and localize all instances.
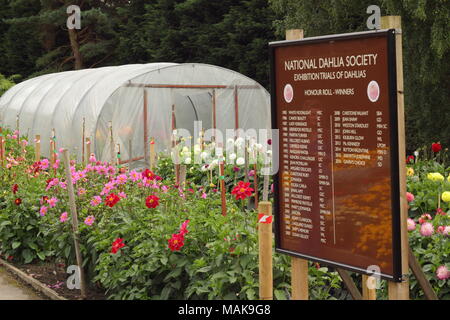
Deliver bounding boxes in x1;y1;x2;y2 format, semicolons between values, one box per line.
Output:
13;261;106;300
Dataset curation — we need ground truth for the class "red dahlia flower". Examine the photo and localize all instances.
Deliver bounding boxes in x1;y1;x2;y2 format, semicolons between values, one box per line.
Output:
12;184;18;194
111;238;125;254
231;181;254;200
406;155;414;164
104;193;120;208
141;169;155;180
432;142;442;153
14;198;22;205
168;233;185;251
179;220;190;236
145;195;160;208
41;196;49;205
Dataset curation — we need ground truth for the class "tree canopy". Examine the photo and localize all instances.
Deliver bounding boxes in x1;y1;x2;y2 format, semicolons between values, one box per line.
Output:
270;0;449;151
0;0;448;150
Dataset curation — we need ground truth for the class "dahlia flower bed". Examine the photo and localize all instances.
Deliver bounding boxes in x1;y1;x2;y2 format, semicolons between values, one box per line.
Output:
404;147;450;299
0;130;448;299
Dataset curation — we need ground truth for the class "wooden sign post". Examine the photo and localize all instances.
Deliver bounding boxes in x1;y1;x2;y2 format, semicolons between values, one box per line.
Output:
285;29;309;300
269;21;409;299
381;15;409;300
61;149;87;299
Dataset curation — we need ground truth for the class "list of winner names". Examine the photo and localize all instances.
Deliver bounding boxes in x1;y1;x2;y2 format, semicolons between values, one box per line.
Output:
281;107;389;245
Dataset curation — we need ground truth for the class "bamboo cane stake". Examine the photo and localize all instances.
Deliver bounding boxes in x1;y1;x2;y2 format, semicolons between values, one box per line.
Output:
262;150;271;201
179;165;187;189
253;163;259;209
82;118;85;166
61;149;87;299
143;90;149;166
109;122;114;165
35;135;41;162
0;127;4;164
86;138;91;164
150;138;156;170
244;139;249;183
50;129;56;167
219;159;227;216
128;139;133;170
0;132;5;168
16;114;20;146
258;201;273;300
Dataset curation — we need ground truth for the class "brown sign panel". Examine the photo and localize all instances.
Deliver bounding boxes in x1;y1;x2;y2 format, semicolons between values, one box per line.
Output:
269;30;402;281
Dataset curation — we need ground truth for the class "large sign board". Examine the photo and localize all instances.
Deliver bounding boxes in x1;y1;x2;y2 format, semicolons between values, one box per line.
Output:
269;30;402;281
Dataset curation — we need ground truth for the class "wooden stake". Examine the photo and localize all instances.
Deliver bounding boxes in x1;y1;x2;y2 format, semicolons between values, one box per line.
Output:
128;139;133;170
234;85;239;130
258;201;273;300
109;122;114;165
362;275;376;300
0;131;4;168
35;135;41;162
86;138;91;164
253;163;259;209
286;28;310;300
143;90;149;166
336;268;362;300
212;89;217;141
179;165;187;188
244;139;249;183
381;15;409;301
262;151;270;201
408;246;438;300
219;161;227;216
61;149;87;299
82;118;85;165
150;138;156;170
16;114;20;146
285;29;304;41
0;127;4;164
50;129;56;167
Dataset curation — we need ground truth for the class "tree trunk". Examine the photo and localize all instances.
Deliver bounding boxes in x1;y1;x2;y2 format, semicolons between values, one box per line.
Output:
68;28;83;70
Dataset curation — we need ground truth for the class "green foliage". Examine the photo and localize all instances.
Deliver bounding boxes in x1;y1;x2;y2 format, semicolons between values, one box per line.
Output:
0;129;340;299
0;73;18;97
406;157;450;299
0;132;53;263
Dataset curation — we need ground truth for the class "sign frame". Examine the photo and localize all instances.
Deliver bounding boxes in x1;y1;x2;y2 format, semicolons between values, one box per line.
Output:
269;29;403;282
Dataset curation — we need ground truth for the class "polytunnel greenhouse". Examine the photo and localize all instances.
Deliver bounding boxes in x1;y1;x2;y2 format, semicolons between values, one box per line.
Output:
0;63;271;165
